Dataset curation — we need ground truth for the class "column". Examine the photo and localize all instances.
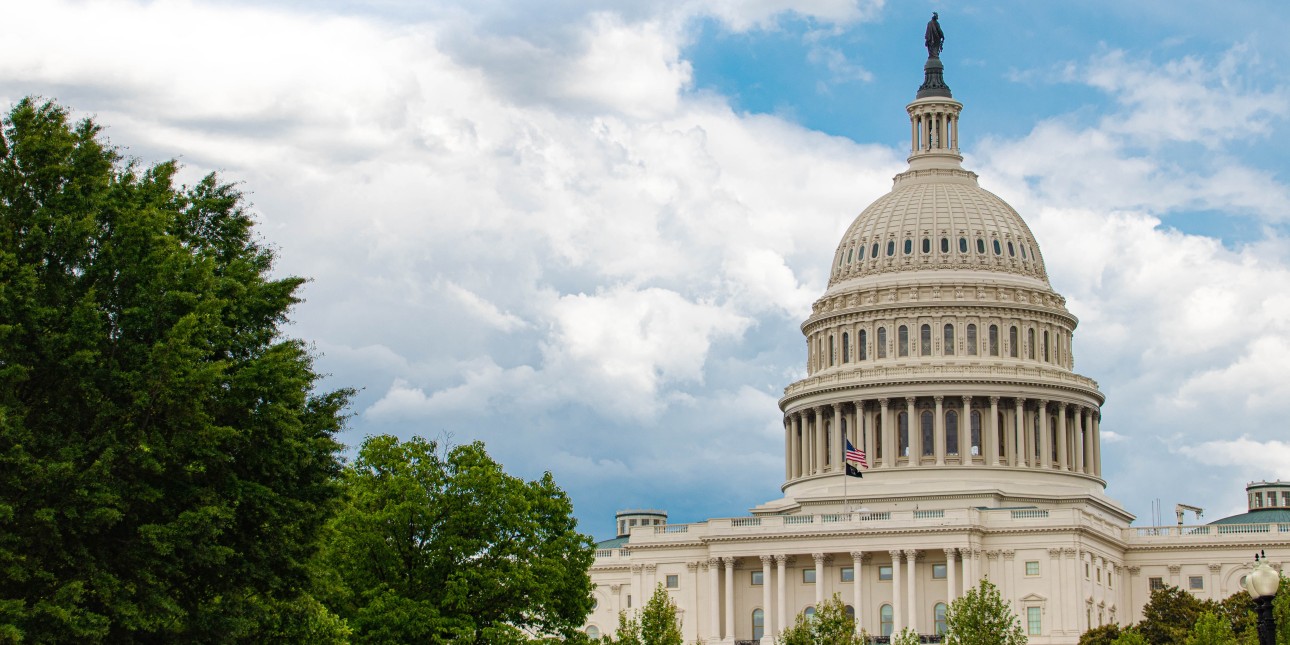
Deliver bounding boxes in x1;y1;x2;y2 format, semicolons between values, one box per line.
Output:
1038;400;1050;468
905;549;918;634
1074;407;1085;473
707;558;720;641
961;396;973;466
723;557;735;641
946;548;958;605
776;555;788;639
784;419;792;480
989;397;1001;467
934;395;946;465
851;551;865;635
906;397;918;463
1049;549;1064;636
833;403;845;472
813;553;826;609
1092;410;1102;477
1014;398;1027;467
814;407;827;475
760;555;774;639
1057;403;1069;471
881;398;893;468
890;550;904;632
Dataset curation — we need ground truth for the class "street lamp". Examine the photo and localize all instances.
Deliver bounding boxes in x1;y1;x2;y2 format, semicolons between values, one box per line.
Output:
1243;550;1280;645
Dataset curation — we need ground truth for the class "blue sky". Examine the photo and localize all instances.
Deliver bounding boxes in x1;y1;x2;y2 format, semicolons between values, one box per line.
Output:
3;0;1290;540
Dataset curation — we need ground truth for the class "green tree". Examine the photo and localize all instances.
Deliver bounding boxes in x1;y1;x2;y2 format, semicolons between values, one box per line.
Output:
1080;623;1123;645
1138;585;1216;645
943;579;1027;645
0;98;350;641
1185;610;1236;645
1110;628;1149;645
602;585;683;645
318;435;595;643
776;594;866;645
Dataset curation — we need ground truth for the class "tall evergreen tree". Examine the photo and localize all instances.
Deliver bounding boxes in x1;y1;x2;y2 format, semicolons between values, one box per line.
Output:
0;98;350;641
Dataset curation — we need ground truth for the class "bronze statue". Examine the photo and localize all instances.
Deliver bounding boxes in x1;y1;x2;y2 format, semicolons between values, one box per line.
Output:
925;12;944;59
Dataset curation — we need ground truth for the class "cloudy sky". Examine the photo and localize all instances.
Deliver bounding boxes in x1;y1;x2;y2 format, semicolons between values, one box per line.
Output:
5;0;1290;539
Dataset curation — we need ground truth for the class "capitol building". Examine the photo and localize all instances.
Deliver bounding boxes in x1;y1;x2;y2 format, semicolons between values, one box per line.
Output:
584;38;1290;645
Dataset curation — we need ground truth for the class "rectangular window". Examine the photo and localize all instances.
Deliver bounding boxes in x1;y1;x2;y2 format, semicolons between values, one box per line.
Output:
1149;577;1164;591
751;571;764;586
1025;561;1040;576
878;566;893;581
1027;606;1042;635
803;569;816;584
666;574;678;589
1190;576;1204;590
841;567;854;582
932;564;947;579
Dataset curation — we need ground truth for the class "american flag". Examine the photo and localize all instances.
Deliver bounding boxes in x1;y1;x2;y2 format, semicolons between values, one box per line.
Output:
845;439;868;468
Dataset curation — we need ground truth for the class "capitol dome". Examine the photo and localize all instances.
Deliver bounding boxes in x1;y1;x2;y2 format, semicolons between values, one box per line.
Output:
769;54;1110;513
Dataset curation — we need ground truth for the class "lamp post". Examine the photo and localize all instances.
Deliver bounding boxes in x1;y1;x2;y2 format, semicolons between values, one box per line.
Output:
1243;551;1280;645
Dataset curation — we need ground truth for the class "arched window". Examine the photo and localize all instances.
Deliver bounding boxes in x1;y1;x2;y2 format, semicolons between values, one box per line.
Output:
922;238;931;254
1028;328;1036;359
935;603;948;634
1043;330;1050;362
859;329;868;360
898;325;910;357
944;324;955;355
920;324;932;356
921;410;934;456
881;605;894;636
988;324;999;356
970;410;982;456
586;625;601;639
898;412;910;457
966;324;978;356
829;336;836;366
946;409;959;455
842;332;850;363
1009;326;1019;358
752;609;765;639
877;327;888;358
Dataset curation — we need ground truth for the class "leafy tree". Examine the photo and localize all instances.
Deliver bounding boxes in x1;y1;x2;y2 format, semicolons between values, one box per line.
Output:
1080;623;1123;645
1137;585;1215;645
318;435;595;643
1185;610;1236;645
602;585;683;645
1110;628;1149;645
943;579;1026;645
0;98;350;641
777;594;866;645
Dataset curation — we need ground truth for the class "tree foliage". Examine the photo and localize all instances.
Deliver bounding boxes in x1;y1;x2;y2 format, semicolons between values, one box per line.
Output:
603;585;683;645
777;594;866;645
317;435;595;643
943;579;1027;645
0;98;349;642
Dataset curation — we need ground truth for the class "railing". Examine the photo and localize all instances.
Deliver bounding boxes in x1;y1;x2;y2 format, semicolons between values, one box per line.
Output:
1011;509;1049;519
